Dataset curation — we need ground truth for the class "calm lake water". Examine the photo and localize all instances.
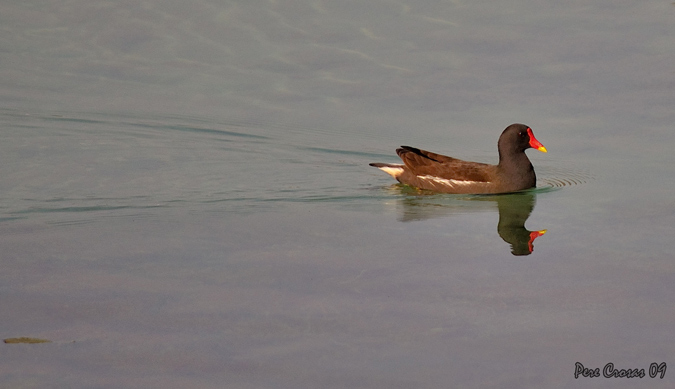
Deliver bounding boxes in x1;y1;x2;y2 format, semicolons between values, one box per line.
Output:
2;1;674;388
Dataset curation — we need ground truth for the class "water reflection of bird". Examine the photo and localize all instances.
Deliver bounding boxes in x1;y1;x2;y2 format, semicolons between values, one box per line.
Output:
389;189;546;256
370;124;547;194
495;193;546;256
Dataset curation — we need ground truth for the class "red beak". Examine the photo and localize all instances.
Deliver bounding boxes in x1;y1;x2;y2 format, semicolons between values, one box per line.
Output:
527;128;547;153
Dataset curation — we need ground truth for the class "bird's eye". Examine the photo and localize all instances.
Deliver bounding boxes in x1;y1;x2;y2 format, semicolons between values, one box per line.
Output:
519;131;525;137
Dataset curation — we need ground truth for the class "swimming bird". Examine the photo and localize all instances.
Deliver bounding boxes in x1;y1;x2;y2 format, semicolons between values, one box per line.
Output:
369;123;547;194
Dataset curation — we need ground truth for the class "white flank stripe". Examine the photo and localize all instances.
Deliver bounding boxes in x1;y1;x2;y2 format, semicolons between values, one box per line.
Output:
418;175;485;187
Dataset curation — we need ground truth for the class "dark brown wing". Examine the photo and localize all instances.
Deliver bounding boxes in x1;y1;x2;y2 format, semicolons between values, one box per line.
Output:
396;146;493;182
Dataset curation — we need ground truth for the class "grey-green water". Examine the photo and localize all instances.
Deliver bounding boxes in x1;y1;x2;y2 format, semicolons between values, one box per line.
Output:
2;1;674;388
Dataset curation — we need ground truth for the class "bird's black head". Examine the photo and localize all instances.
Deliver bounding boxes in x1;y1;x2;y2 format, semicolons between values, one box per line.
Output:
499;123;547;154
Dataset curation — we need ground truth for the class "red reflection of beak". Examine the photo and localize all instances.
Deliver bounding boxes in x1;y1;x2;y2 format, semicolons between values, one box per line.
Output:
527;128;547;153
528;229;547;253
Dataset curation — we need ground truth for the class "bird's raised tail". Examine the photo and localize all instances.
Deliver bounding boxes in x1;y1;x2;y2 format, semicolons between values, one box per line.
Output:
369;162;405;179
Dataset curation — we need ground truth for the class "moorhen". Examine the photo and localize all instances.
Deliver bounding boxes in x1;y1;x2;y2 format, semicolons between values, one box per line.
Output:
369;123;547;194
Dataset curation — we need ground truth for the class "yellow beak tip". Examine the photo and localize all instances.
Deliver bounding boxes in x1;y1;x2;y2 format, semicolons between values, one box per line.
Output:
538;146;548;153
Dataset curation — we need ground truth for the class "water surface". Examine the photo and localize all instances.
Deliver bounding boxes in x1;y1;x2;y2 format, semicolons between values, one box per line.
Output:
1;1;674;388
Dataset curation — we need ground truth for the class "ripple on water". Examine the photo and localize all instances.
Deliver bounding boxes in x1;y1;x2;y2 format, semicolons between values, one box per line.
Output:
537;166;593;189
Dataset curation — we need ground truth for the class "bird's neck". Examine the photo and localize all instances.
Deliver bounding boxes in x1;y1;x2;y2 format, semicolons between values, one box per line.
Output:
498;149;529;169
498;151;536;183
